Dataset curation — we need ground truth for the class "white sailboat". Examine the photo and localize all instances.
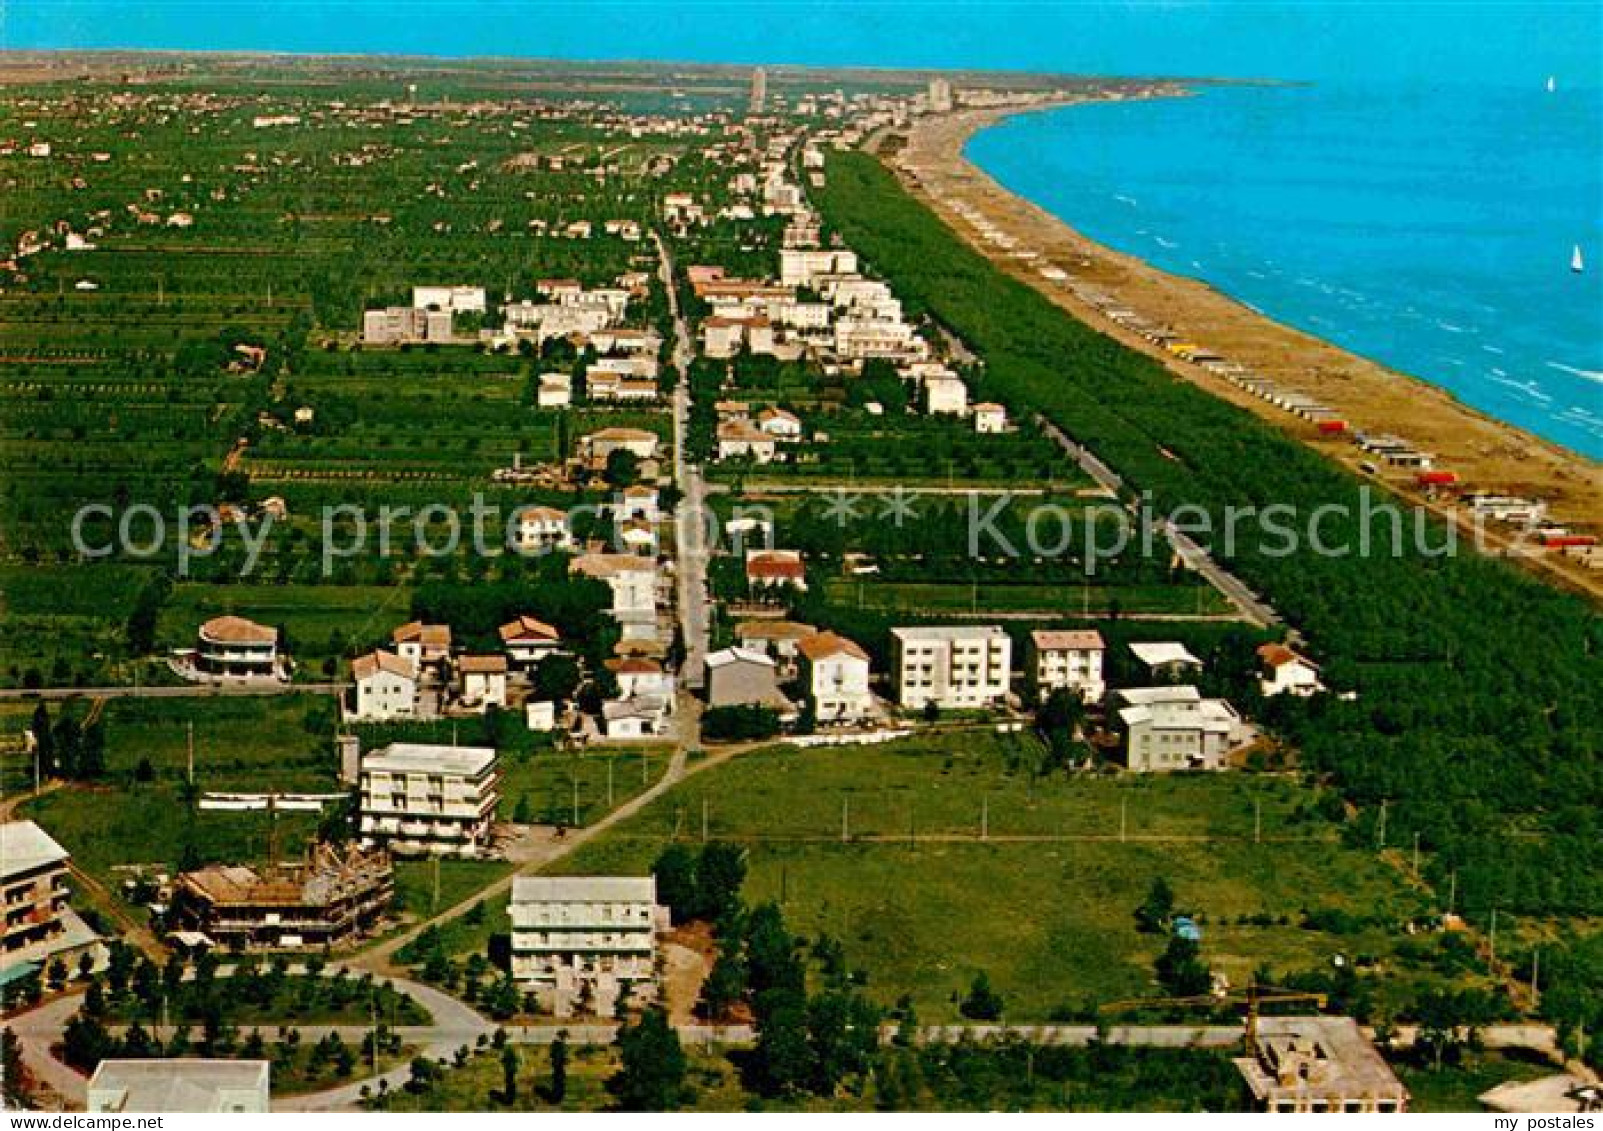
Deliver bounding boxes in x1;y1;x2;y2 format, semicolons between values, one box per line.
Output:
1573;244;1586;273
1546;75;1557;93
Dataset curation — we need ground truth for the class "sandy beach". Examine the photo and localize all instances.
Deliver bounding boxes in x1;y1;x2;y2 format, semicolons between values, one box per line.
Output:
879;101;1603;601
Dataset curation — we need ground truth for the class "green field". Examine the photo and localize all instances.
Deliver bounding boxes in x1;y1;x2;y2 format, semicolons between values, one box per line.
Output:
1395;1050;1558;1113
497;743;673;826
157;582;413;672
17;694;341;890
515;733;1478;1022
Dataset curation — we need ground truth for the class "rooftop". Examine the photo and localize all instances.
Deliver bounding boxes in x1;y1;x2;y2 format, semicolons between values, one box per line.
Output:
392;621;451;647
351;650;417;682
89;1059;270;1113
892;624;1007;642
1129;641;1203;668
499;615;561;644
0;820;70;878
797;631;870;663
511;875;656;905
198;615;278;646
364;743;496;776
1031;628;1105;652
707;646;776;670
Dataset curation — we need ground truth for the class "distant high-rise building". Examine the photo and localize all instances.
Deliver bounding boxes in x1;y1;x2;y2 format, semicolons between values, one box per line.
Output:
749;66;768;115
928;77;954;114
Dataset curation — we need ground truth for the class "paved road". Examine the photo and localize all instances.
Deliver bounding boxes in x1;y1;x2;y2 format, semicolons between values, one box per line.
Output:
1035;413;1281;628
654;229;712;692
0;682;345;701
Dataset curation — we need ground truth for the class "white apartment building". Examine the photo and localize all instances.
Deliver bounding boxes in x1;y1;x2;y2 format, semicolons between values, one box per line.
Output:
359;743;499;857
362;306;453;345
2;820;103;975
924;374;969;416
1025;628;1106;702
834;317;921;361
509;876;661;1017
502;301;615;343
1114;686;1246;772
891;625;1012;710
412;285;486;313
780;248;859;287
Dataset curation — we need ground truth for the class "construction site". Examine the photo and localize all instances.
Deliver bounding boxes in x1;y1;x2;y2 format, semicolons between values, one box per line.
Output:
169;842;395;951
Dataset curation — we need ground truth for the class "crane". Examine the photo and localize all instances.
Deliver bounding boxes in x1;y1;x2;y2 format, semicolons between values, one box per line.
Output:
1099;984;1329;1058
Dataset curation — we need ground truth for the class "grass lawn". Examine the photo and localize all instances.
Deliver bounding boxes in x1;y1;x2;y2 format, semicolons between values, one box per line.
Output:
392;859;515;927
15;695;343;890
157;582;413;668
540;734;1459;1022
496;743;673;826
93;693;339;789
22;782;325;889
1393;1049;1558;1112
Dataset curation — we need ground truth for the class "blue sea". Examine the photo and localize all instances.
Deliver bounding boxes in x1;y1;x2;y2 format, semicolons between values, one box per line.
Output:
967;81;1603;459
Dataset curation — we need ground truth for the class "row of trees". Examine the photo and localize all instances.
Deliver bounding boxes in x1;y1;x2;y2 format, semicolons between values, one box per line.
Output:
28;702;107;781
818;150;1603;921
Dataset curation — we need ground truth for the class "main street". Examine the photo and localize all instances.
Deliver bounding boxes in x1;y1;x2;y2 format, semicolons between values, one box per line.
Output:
653;229;712;693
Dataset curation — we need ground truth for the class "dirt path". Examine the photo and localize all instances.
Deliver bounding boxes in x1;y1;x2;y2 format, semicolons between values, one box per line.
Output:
350;737;774;976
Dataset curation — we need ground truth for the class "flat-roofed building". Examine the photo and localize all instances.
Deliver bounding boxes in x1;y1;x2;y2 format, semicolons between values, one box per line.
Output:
1026;628;1106;702
1236;1016;1408;1113
1;821;102;975
509;875;661;1017
412;285;485;313
359;743;499;857
1114;685;1245;772
90;1057;270;1108
891;625;1012;710
89;1059;271;1113
362;306;453;345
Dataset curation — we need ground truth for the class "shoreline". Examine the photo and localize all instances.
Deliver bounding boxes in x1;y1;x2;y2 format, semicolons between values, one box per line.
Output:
881;98;1603;600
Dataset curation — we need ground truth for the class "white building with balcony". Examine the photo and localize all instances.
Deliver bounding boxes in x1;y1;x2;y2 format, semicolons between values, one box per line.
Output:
194;616;280;679
1114;686;1247;772
1025;628;1106;703
358;743;499;857
509;875;662;1017
890;625;1012;710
